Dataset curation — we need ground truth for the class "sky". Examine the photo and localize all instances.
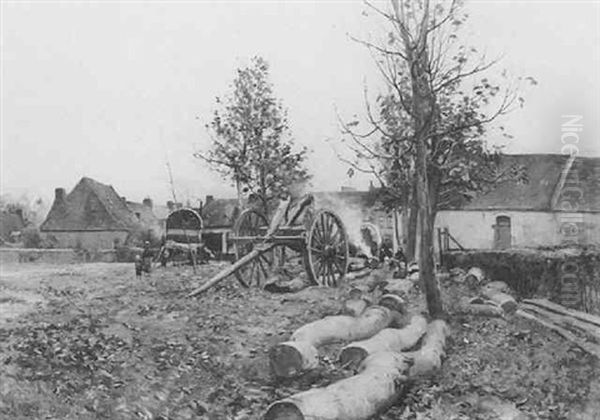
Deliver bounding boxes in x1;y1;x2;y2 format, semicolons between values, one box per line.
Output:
1;0;599;209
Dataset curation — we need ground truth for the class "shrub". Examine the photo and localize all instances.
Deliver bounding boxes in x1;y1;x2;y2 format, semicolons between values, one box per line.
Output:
22;227;42;248
444;246;600;314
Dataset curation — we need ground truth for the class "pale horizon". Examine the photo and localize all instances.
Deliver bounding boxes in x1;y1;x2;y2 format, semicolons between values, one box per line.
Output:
2;0;599;208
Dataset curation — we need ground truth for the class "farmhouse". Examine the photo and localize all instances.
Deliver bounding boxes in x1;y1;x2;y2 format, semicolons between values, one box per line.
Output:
0;208;26;244
200;195;240;257
435;154;600;250
40;177;161;249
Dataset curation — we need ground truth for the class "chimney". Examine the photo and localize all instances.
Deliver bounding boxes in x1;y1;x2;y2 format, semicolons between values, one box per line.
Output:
121;196;127;202
55;188;66;203
142;198;153;209
167;200;174;211
205;195;214;205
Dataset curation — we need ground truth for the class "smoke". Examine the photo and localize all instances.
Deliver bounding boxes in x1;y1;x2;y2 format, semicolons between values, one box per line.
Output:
312;193;374;257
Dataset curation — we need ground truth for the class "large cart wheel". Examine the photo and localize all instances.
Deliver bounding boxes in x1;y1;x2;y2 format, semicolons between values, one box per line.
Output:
305;210;349;287
233;209;274;287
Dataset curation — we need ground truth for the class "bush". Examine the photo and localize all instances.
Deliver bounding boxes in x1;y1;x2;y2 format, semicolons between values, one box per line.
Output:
22;227;42;248
444;246;600;314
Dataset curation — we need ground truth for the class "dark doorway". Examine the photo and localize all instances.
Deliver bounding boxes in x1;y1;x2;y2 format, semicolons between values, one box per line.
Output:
493;215;511;250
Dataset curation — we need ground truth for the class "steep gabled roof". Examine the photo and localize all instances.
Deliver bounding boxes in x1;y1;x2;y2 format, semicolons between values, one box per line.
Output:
457;154;600;212
41;177;142;231
126;201;159;228
552;155;600;212
457;154;568;211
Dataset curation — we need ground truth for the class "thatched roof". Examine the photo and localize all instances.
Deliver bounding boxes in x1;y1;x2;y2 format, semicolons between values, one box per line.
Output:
41;177;145;231
459;154;600;212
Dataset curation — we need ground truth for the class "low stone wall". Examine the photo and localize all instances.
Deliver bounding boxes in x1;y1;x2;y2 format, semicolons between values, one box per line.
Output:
0;248;117;265
444;247;600;315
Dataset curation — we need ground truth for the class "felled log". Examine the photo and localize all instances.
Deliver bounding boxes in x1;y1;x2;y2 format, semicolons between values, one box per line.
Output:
523;298;600;328
339;314;427;368
341;298;369;317
270;306;396;378
520;303;600;340
516;309;600;358
264;352;410;420
457;297;504;317
188;243;277;296
481;288;517;314
483;281;512;295
465;267;486;284
378;294;405;314
345;268;372;281
407;320;449;376
383;279;413;297
348;257;368;272
264;276;307;294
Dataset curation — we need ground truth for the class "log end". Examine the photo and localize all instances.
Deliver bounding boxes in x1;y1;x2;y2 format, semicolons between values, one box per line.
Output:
500;300;518;315
378;294;406;314
338;346;369;369
341;298;369;317
269;342;318;378
264;401;304;420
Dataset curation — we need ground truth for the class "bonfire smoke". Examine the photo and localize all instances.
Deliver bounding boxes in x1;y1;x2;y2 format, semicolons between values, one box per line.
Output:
313;193;373;257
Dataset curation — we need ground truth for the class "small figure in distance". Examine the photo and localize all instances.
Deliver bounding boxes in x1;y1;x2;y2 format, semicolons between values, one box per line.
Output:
134;254;143;279
142;241;153;276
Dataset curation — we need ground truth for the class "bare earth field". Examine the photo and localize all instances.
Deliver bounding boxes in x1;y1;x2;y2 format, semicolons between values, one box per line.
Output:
0;262;599;420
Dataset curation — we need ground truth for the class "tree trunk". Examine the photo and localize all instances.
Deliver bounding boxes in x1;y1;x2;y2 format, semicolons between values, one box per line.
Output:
339;315;427;368
269;306;396;378
235;178;244;210
393;0;443;320
418;184;443;318
264;352;410;420
406;179;418;261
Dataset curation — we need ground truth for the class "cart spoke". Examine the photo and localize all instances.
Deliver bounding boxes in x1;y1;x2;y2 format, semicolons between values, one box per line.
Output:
310;246;324;255
257;259;268;284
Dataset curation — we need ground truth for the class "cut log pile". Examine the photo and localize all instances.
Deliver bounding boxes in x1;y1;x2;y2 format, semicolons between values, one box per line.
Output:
265;318;449;420
269;304;397;378
454;267;517;318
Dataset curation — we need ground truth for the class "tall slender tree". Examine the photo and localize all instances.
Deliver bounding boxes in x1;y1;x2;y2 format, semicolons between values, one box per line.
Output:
340;0;533;318
196;56;310;215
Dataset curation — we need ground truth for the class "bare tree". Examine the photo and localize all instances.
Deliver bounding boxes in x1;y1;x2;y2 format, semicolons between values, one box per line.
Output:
339;0;533;318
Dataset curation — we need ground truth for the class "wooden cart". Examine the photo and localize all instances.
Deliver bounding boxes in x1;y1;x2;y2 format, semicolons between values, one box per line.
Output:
189;194;349;296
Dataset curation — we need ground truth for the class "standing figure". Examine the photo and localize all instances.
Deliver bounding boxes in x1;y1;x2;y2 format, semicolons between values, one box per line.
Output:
134;254;143;278
142;241;153;275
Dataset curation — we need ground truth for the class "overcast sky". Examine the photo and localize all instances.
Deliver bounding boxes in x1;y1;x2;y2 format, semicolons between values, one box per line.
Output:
1;0;599;207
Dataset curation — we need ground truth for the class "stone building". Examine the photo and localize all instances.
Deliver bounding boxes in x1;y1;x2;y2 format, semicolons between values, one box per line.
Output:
435;154;600;250
40;177;160;249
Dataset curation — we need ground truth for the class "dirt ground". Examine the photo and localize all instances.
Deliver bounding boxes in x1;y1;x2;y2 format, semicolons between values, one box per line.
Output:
0;262;598;420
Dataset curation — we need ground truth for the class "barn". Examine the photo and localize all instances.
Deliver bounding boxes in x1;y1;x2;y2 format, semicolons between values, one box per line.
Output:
435;154;600;251
40;177;160;249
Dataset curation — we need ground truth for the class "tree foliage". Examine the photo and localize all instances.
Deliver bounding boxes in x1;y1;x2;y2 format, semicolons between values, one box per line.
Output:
341;0;532;215
338;0;534;317
195;57;310;214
